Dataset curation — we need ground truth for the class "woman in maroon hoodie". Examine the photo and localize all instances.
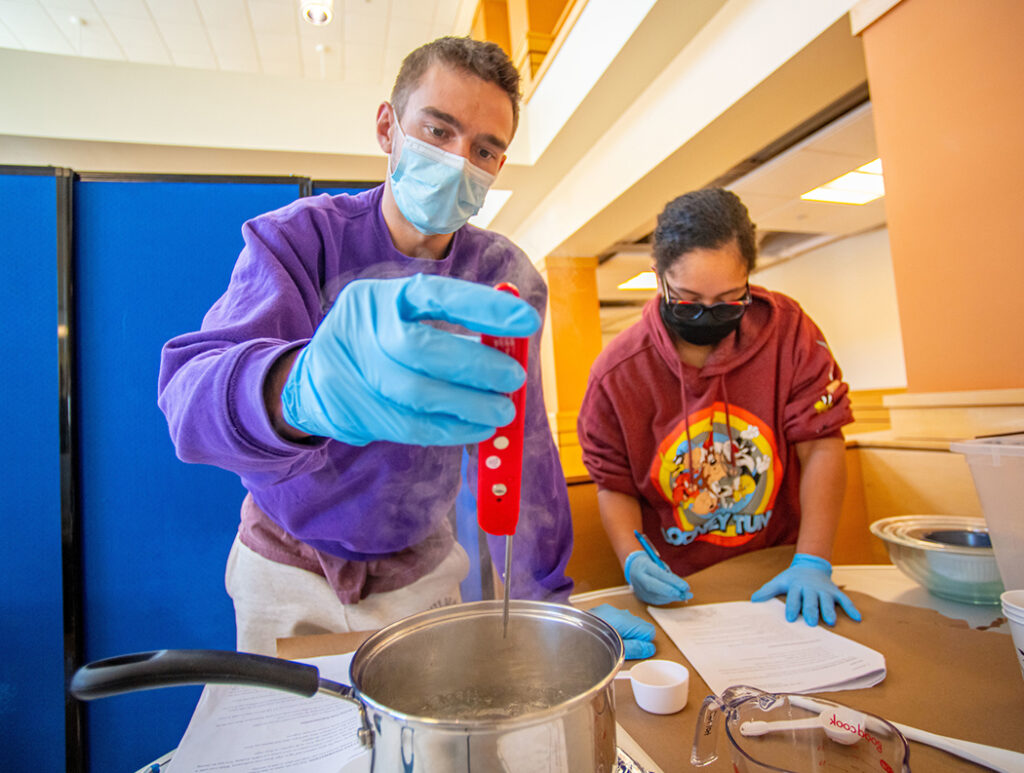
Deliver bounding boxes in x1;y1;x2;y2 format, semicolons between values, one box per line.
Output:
578;188;861;627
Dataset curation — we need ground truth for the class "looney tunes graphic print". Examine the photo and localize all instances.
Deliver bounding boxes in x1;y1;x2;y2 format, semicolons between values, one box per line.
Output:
649;402;783;548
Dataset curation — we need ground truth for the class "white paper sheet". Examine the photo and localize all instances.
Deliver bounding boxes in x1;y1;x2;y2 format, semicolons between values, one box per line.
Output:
167;653;370;772
649;600;886;697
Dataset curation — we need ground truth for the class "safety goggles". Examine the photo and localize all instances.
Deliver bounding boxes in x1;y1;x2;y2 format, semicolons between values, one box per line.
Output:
659;278;752;322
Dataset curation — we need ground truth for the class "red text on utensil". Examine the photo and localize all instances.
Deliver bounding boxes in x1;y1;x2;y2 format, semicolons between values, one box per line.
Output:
829;715;882;754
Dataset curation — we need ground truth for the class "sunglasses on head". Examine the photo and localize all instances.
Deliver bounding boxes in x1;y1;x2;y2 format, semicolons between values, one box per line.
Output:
659;279;752;322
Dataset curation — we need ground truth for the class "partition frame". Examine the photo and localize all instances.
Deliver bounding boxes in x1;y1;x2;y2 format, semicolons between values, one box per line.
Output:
0;163;80;770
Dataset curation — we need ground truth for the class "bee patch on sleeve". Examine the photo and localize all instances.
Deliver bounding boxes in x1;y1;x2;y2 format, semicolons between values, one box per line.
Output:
814;378;841;414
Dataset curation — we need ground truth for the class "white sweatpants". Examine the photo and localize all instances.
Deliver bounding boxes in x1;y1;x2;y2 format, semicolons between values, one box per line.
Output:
225;536;470;656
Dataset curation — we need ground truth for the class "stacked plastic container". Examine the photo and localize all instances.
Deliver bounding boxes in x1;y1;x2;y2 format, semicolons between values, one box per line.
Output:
950;433;1024;592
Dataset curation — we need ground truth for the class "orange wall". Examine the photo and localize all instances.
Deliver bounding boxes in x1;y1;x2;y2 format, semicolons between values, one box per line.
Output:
861;0;1024;392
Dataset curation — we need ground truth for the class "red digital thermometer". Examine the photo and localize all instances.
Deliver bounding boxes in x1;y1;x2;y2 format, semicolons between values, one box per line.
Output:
478;282;529;635
477;282;529;538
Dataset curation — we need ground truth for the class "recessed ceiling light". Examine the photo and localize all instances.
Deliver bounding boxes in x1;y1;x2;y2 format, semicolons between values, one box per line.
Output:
301;0;334;26
617;271;658;291
801;158;885;205
68;15;86;54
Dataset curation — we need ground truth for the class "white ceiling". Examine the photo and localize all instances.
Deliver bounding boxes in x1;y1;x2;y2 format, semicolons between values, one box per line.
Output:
0;0;469;85
730;101;883;243
0;0;881;341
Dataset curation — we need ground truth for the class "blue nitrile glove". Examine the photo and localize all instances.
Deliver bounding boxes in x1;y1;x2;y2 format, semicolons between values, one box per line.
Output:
282;274;540;447
750;553;862;627
623;551;693;606
589;604;656;660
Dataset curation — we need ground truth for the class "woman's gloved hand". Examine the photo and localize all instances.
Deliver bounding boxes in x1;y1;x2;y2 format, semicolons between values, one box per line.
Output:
588;604;656;660
282;274;540;447
624;551;693;606
750;553;862;627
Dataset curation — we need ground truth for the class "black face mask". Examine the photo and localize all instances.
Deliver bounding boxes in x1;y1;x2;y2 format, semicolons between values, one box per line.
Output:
659;298;745;346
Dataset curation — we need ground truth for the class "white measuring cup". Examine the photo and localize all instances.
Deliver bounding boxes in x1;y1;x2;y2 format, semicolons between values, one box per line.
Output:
615;659;689;714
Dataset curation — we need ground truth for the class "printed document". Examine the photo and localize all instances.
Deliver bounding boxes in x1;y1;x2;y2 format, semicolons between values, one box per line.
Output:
167;652;370;772
649;600;885;696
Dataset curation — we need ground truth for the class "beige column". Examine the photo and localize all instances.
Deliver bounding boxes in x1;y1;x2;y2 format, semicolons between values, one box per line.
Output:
537;256;602;480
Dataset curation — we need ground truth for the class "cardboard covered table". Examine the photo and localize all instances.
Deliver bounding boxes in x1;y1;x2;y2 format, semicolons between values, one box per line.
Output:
279;545;1024;772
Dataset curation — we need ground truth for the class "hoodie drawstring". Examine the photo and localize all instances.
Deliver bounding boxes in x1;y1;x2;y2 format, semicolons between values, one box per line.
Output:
676;362;695;476
720;375;737;464
677;365;737;472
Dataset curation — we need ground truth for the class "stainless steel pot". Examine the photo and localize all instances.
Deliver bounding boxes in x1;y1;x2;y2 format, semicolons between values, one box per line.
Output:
71;600;623;772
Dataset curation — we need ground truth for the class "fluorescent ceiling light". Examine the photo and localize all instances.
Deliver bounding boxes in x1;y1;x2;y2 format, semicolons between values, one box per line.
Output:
468;189;513;228
617;271;658;290
858;158;883;174
301;0;334;25
801;187;880;205
801;158;885;205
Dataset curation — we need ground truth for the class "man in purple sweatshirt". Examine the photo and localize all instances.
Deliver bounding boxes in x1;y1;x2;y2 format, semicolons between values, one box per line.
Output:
159;36;658;660
157;37;582;655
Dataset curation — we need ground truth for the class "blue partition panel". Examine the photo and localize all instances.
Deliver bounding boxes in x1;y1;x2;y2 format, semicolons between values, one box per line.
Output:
0;171;65;772
74;178;301;771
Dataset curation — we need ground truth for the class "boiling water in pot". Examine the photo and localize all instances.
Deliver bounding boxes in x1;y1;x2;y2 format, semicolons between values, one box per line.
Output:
405;684;577;720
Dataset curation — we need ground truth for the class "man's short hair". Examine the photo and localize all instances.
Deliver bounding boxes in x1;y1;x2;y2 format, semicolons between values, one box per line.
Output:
653;188;758;273
391;36;521;136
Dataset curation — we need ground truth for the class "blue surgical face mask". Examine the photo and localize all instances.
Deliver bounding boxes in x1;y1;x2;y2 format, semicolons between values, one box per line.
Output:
389;114;497;235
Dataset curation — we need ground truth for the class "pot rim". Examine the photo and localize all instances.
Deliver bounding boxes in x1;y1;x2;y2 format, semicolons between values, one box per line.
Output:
348;599;624;731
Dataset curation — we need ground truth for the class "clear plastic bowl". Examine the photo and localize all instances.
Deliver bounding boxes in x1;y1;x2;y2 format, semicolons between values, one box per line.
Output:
869;515;1004;605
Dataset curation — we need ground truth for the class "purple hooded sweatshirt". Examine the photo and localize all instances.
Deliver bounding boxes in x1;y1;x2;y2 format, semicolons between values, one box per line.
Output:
158;186;573;602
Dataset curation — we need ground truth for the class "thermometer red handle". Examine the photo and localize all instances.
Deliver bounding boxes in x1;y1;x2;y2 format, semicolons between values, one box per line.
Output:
477;282;528;537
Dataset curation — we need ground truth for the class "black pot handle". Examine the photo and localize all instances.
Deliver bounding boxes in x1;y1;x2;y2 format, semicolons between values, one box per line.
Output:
69;649;322;701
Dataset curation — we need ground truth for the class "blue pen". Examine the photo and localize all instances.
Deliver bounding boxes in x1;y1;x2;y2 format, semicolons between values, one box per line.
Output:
633;529;670;571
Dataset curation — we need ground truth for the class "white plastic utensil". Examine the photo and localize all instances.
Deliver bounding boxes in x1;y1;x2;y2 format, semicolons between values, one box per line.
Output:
784;695;1024;772
740;707;864;745
884;721;1024;773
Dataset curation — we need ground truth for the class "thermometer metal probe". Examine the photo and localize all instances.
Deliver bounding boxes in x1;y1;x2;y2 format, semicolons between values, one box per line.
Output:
477;282;529;637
